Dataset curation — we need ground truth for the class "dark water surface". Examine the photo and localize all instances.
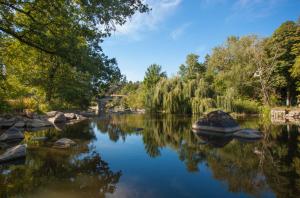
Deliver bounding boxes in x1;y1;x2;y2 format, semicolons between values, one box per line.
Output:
1;114;300;198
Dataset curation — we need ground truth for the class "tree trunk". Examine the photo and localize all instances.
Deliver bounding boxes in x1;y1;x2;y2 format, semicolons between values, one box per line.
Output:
286;89;290;107
46;57;59;102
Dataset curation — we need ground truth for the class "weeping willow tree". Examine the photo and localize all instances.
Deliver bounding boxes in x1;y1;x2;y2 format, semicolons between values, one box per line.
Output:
149;74;215;114
216;87;236;112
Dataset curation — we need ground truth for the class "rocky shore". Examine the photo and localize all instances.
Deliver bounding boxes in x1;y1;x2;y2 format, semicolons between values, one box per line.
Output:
0;111;96;164
0;111;95;130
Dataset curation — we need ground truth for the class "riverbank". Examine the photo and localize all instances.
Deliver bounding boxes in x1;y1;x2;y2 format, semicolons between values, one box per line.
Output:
0;110;95;131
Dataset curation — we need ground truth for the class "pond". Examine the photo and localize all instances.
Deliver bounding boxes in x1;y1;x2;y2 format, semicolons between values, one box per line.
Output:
0;114;300;198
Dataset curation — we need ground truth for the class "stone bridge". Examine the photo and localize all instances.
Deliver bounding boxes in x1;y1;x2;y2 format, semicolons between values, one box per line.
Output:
91;94;126;114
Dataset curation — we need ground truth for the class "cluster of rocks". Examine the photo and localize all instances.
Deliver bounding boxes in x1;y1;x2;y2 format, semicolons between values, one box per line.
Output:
0;111;88;164
107;107;146;114
0;137;76;163
0;111;89;130
192;110;263;140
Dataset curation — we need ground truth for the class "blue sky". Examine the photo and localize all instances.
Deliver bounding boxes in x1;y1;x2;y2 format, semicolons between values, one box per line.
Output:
102;0;300;82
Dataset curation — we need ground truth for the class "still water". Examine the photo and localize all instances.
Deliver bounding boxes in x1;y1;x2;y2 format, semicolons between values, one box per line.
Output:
1;114;300;198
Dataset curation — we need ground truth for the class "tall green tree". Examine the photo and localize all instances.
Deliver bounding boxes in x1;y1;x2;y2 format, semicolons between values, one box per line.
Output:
178;54;206;80
267;21;300;106
143;64;167;89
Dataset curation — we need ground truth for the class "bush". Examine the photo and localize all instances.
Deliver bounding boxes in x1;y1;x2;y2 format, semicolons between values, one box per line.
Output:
233;99;261;114
6;97;38;112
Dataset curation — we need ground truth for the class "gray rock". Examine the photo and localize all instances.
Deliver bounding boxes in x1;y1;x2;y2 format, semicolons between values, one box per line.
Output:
46;111;59;117
0;127;24;142
75;114;88;121
14;121;25;128
64;113;76;120
0;144;26;163
48;112;66;123
0;117;16;128
192;110;240;133
26;119;52;128
53;138;76;149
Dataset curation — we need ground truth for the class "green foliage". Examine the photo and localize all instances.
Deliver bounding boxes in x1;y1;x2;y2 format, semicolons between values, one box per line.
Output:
178;53;206;80
143;64;167;89
266;20;300;105
232;99;261;114
0;1;149;112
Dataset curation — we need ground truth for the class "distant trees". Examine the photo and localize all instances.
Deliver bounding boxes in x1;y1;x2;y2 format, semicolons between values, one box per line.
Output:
117;19;300;114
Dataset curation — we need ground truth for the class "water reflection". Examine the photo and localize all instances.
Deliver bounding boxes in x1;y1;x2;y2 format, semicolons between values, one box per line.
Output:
0;122;121;198
96;114;300;198
0;114;300;198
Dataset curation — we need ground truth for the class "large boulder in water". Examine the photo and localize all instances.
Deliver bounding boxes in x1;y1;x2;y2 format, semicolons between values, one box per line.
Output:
0;144;26;163
0;127;24;142
192;110;240;133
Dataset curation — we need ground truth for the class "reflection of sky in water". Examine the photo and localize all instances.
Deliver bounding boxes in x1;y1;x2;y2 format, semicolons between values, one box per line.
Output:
90;121;272;198
2;115;297;197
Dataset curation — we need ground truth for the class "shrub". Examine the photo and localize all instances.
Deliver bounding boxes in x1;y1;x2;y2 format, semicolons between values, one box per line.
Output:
233;99;261;114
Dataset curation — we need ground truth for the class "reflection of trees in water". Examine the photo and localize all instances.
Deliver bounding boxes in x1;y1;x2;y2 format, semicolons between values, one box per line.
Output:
0;148;121;198
260;124;300;198
96;115;145;142
24;120;96;147
0;120;120;198
97;114;300;197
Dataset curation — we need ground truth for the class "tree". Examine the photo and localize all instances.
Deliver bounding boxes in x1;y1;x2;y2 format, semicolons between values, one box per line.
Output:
0;0;149;67
251;38;280;105
207;36;259;99
143;64;167;89
0;1;149;110
267;21;300;106
178;54;206;80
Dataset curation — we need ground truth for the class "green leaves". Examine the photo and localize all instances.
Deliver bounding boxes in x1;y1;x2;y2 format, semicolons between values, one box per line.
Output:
0;0;149;111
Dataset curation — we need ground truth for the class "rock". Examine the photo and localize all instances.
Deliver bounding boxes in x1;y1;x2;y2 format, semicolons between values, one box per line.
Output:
46;111;59;117
234;129;263;139
26;119;52;128
64;113;76;120
136;109;146;114
48;112;66;123
192;110;240;133
14;121;25;128
0;117;16;128
0;144;26;163
253;147;263;155
53;138;76;149
75;114;88;121
0;127;24;142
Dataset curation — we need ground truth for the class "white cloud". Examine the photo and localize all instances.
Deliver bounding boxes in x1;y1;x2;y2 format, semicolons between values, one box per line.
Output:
114;0;182;38
170;22;191;40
